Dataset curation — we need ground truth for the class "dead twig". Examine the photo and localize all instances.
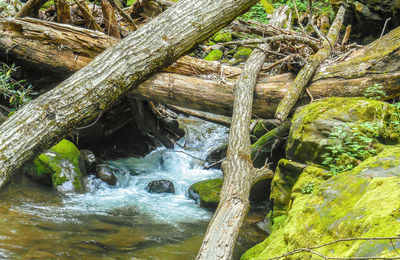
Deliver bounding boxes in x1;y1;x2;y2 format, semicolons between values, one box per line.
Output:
221;35;320;53
108;0;137;30
268;236;400;260
73;0;103;31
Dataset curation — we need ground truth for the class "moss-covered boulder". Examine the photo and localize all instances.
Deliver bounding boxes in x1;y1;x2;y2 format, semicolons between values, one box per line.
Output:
189;178;222;208
242;146;400;259
189;176;273;208
213;32;232;43
25;139;87;193
204;49;223;61
231;47;253;65
268;159;307;218
287;98;400;173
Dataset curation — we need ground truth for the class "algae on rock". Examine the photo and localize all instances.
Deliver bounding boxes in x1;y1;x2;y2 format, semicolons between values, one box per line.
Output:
243;146;400;259
25;139;87;194
243;97;400;259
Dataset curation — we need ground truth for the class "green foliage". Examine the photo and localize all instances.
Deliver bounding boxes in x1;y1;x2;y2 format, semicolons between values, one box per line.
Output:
321;122;385;174
363;83;386;100
240;3;270;23
271;0;334;19
0;63;35;109
301;181;314;194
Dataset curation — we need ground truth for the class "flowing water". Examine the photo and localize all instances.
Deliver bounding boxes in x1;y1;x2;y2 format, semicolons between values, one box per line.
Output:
0;117;268;259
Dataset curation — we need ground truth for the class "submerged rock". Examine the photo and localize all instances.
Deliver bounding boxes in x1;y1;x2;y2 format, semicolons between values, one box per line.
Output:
25;139;87;194
96;165;118;186
146;179;175;194
80;149;97;173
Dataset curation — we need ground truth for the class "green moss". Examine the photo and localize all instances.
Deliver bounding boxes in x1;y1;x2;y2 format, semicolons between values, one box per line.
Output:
190;178;222;207
233;47;253;60
204;49;223;61
26;139;84;193
243;147;400;259
287;98;400;171
213;32;232;43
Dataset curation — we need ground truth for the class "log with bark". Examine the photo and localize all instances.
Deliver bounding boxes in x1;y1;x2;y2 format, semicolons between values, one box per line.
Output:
274;5;346;121
196;7;288;260
1;18;400;119
0;0;260;189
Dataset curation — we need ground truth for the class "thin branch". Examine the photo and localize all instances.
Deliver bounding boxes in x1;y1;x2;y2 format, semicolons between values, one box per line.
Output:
268;237;400;260
291;0;305;33
108;0;137;30
221;35;320;53
380;18;391;38
73;0;103;31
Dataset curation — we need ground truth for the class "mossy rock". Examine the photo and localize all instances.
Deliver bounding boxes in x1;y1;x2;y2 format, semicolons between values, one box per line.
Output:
233;47;252;60
25;139;86;193
213;32;232;43
204;49;223;61
189;177;272;208
189;178;222;208
242;146;400;259
268;159;307;218
287;97;400;173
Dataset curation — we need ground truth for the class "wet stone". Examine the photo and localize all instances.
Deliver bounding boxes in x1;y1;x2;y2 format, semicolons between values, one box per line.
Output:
146;179;175;194
95;165;117;186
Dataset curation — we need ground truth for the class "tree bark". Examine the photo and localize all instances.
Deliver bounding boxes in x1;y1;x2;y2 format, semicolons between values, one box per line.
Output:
196;7;288;260
101;0;120;38
1;18;400;119
0;0;259;188
274;5;346;121
56;0;72;24
15;0;48;18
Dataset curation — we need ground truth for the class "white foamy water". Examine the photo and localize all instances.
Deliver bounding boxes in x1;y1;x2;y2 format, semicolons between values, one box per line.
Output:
21;117;228;224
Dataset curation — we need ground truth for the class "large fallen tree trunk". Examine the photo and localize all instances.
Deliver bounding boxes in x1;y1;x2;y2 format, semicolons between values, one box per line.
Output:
196;6;288;259
0;0;259;188
1;18;400;119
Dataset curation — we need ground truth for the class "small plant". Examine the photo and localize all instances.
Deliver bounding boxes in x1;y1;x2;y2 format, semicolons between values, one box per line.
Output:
0;63;35;109
321;122;382;175
240;3;270;23
302;181;314;194
363;83;386;100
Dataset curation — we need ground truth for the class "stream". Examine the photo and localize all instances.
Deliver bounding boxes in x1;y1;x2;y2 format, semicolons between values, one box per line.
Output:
0;117;268;259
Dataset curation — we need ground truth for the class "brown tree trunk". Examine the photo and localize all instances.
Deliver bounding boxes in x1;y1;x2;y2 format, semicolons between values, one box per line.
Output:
56;0;72;24
196;7;288;260
101;0;120;38
274;5;346;121
0;0;259;188
15;0;48;18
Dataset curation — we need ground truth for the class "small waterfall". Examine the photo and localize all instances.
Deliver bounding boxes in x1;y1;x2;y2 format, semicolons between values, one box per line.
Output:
30;116;228;224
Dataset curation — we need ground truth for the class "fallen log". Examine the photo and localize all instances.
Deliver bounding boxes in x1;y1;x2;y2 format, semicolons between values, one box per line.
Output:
274;5;346;121
196;6;288;260
1;18;400;119
0;0;259;188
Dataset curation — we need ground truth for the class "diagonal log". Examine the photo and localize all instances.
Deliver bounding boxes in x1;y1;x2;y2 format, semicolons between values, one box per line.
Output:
196;6;288;260
274;5;346;121
0;0;259;189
